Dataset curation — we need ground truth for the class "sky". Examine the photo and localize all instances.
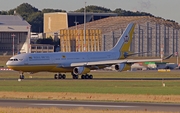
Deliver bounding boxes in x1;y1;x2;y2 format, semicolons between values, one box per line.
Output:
0;0;180;23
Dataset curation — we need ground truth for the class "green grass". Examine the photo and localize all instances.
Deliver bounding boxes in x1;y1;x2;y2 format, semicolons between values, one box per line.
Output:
0;71;180;78
0;71;180;95
0;79;179;95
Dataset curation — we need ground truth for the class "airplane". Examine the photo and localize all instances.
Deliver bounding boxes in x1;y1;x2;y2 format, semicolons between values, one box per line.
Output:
6;23;172;79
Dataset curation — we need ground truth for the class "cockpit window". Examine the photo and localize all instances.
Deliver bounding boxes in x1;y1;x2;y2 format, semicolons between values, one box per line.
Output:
9;59;18;61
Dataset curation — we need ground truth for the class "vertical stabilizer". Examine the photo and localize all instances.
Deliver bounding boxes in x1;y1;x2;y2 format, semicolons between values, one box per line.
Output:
110;23;136;52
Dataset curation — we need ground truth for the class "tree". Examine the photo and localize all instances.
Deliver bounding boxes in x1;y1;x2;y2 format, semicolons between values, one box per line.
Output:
28;12;43;32
8;9;15;15
75;5;112;13
15;3;39;20
16;3;39;14
42;8;66;13
0;11;7;15
36;37;54;44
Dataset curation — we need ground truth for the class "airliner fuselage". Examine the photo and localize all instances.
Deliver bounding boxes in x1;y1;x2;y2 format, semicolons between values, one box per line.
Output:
6;51;120;72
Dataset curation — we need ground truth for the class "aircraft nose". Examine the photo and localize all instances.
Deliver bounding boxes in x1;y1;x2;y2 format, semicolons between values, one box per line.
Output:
6;61;10;66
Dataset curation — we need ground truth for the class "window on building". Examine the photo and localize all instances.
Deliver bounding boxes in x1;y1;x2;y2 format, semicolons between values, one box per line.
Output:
48;46;53;49
31;46;36;49
43;46;47;49
37;46;42;49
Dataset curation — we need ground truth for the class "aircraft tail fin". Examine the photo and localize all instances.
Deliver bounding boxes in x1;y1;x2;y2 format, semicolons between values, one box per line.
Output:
109;23;136;52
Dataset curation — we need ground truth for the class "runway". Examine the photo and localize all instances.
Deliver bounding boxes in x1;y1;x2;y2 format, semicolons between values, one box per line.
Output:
0;99;180;112
0;77;180;81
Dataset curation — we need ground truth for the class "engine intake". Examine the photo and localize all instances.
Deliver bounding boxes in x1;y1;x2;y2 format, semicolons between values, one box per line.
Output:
115;63;131;71
73;67;90;75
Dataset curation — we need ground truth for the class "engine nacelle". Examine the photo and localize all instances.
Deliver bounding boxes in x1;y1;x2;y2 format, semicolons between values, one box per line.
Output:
73;67;90;75
114;63;131;71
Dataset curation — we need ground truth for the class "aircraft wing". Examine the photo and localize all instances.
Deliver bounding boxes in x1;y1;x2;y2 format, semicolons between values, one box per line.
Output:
70;59;128;67
126;59;162;63
126;53;173;63
61;54;173;68
70;59;162;67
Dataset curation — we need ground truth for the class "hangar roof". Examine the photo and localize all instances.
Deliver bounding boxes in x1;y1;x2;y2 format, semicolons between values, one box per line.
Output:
69;16;180;34
44;12;117;16
0;15;30;26
0;15;30;32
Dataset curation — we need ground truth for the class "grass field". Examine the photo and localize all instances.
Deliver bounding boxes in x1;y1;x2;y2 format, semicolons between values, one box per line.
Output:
1;70;180;78
0;79;179;95
0;64;180;112
0;71;180;103
0;71;180;95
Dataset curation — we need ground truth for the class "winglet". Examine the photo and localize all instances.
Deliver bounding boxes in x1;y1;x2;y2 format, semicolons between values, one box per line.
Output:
163;53;173;60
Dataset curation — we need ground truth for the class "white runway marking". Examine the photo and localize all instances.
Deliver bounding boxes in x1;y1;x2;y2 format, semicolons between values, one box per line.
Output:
33;103;137;108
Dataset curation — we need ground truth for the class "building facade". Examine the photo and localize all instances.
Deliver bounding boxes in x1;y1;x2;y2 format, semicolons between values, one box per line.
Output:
44;12;117;39
59;29;101;52
30;44;54;53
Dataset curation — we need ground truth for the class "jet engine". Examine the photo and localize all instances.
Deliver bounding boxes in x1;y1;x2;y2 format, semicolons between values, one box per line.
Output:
114;63;131;71
73;67;90;75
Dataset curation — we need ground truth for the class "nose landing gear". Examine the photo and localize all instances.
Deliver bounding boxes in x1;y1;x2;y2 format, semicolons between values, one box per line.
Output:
19;72;24;79
19;74;24;79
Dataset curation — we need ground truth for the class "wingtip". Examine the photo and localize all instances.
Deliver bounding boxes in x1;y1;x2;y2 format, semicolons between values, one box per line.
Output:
163;53;174;60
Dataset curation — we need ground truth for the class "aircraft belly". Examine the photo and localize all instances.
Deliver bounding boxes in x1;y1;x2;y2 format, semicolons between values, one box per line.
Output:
7;65;72;73
49;67;73;72
7;65;55;72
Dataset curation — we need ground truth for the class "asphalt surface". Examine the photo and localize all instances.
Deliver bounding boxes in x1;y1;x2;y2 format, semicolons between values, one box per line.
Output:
0;99;180;112
0;78;180;81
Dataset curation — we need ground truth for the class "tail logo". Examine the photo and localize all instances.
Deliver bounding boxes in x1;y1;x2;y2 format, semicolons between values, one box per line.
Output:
124;35;129;43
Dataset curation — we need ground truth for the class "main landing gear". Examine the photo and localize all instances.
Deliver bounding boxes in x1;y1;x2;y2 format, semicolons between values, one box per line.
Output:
81;74;93;79
54;73;93;79
54;73;66;79
71;72;93;79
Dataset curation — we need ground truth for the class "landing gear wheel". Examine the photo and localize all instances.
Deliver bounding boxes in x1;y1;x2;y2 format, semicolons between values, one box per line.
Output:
89;74;93;79
58;74;62;79
85;74;89;79
62;74;66;79
54;74;58;79
71;72;78;79
81;75;85;79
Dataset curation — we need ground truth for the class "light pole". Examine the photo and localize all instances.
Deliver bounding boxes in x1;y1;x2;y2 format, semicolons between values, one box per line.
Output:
74;21;79;52
84;2;86;51
175;52;178;66
11;34;16;56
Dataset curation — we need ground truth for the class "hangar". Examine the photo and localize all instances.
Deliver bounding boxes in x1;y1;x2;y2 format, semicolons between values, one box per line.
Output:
65;16;180;57
0;15;31;55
